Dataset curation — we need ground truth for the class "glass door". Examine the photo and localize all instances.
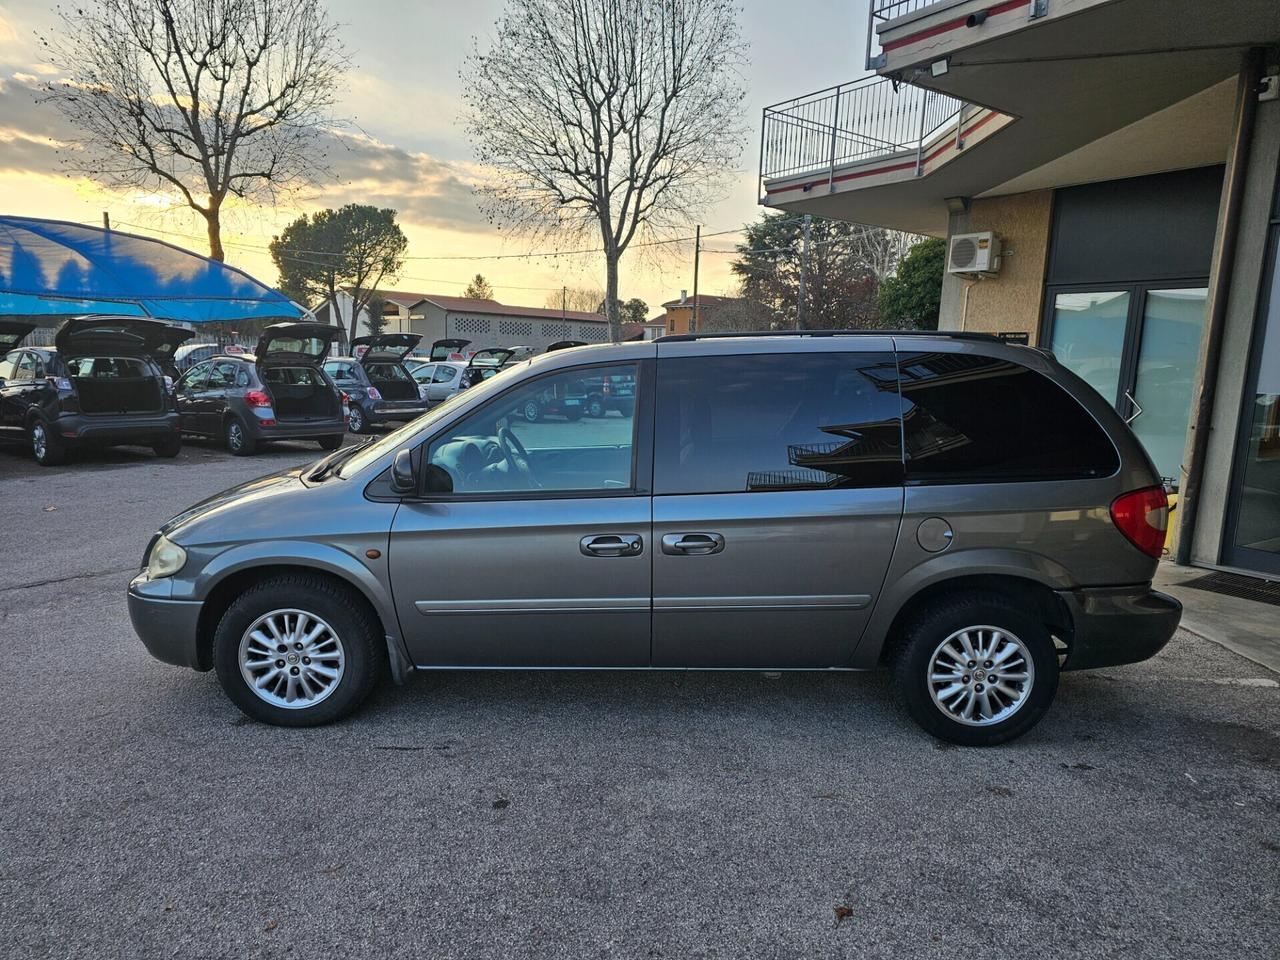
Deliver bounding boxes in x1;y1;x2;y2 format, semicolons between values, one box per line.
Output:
1045;283;1207;487
1224;227;1280;575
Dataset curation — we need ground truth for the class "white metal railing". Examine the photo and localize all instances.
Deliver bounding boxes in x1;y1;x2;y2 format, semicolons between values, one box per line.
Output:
760;75;964;189
866;0;940;69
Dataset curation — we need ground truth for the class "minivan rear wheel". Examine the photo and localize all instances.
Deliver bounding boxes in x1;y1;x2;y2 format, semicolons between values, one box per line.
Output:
892;593;1059;746
212;574;387;727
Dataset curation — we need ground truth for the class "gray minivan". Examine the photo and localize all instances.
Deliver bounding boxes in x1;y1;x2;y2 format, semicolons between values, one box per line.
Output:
128;332;1180;745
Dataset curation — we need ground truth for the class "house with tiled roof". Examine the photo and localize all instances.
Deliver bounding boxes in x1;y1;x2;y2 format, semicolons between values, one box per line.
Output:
314;289;629;353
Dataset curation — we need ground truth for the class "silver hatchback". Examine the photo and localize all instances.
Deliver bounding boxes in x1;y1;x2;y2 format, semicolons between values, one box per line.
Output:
128;332;1181;745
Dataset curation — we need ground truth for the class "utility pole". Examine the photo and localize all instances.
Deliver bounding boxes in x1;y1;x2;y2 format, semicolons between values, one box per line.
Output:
561;285;567;321
796;214;812;330
691;224;701;333
102;212;110;230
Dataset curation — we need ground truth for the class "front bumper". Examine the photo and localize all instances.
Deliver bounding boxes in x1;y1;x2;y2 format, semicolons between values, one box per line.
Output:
1058;585;1182;671
128;573;205;670
57;412;181;444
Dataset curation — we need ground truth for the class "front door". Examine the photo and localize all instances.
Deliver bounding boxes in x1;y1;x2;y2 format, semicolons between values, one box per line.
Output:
176;362;210;433
389;358;653;667
651;342;905;668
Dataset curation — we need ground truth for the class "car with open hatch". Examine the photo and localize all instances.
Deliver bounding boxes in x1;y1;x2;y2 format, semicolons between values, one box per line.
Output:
323;333;430;433
127;330;1181;745
174;321;347;455
0;316;190;465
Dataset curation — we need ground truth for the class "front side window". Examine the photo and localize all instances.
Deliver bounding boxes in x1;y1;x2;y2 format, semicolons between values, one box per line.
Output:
425;363;639;495
411;364;436;383
899;351;1119;483
654;352;903;495
180;361;212;391
12;352;37;381
0;351;18;380
433;366;458;384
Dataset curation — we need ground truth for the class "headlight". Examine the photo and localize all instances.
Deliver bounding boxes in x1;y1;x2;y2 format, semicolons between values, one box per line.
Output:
146;534;188;579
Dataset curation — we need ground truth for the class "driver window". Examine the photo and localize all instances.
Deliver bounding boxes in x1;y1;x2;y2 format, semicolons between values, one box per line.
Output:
425;363;639;495
180;361;211;391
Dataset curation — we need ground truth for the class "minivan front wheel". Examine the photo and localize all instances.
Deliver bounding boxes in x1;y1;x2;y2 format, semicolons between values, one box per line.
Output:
892;594;1059;746
212;575;386;727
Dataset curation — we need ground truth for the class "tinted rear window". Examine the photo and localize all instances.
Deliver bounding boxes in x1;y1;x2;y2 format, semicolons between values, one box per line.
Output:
655;352;903;494
898;351;1119;483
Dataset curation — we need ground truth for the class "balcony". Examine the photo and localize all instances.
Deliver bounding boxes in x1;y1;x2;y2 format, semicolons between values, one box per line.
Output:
759;75;1013;226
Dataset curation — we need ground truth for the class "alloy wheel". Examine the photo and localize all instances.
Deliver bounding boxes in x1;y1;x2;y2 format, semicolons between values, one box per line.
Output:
238;608;346;709
31;422;47;460
227;421;243;451
927;625;1035;727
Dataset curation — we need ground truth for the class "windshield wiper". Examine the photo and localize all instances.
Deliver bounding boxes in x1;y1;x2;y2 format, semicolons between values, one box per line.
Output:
308;438;375;482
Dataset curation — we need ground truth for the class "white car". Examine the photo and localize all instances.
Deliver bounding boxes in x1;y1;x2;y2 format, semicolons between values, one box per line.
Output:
409;360;469;406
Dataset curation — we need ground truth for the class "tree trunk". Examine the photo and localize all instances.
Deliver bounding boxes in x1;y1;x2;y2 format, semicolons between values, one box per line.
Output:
604;247;621;342
203;206;225;262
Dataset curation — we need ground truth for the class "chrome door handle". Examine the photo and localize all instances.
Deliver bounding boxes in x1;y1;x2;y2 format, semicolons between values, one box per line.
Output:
1124;390;1143;424
580;534;643;557
661;533;725;556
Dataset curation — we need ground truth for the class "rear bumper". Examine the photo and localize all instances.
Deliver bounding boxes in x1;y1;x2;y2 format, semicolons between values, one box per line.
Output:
128;573;205;670
369;401;429;422
1058;585;1182;671
55;412;181;444
249;416;346;440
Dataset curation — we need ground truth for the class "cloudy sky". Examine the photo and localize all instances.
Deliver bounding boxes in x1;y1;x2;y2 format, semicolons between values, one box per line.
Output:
0;0;867;315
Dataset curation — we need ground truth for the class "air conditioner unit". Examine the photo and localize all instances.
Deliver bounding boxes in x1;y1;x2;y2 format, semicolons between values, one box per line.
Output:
948;231;1001;276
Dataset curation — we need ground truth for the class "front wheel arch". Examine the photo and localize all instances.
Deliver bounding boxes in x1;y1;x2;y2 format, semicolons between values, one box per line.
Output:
194;564;403;677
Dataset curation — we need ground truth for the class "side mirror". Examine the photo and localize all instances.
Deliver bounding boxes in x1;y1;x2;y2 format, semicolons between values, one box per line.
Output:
390;448;417;495
423;463;453;494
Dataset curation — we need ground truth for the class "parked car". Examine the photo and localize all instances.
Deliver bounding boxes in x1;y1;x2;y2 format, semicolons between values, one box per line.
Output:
173;342;219;373
581;370;636;418
323;333;430;433
128;332;1181;744
0;316;190;465
519;374;588;421
174;322;346;456
409;360;469;406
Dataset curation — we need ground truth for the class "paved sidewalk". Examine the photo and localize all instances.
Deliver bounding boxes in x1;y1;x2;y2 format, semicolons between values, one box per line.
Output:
1156;562;1280;674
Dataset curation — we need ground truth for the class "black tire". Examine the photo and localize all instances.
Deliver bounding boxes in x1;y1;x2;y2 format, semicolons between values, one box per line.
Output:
348;405;369;434
891;592;1060;747
317;433;345;451
212;574;387;727
565;407;583;422
225;416;257;456
152;435;182;458
615;400;635;419
586;395;606;419
30;419;68;466
522;400;540;423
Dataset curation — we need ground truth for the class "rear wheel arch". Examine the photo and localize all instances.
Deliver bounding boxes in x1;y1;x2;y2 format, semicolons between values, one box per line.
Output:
879;574;1073;665
195;564;395;673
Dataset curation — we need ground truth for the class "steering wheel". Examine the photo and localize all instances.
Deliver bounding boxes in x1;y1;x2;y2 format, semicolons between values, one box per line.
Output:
497;426;540;488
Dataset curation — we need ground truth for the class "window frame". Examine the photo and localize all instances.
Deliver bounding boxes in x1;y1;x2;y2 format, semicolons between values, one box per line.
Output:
405;358;654;503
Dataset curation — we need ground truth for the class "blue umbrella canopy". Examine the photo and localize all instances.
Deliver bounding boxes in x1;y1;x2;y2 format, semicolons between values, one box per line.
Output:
0;215;303;324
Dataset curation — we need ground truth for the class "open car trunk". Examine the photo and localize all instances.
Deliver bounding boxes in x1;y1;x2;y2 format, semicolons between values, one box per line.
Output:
261;366;340;421
364;361;419;400
67;357;165;414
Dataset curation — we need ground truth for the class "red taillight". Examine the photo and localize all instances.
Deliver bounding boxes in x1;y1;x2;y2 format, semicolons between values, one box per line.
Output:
244;389;272;408
1110;485;1169;558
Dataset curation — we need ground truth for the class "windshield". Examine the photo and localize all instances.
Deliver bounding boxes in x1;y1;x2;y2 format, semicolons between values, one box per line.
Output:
336;360;529;479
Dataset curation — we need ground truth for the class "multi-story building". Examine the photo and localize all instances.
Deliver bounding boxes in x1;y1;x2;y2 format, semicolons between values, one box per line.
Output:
760;0;1279;577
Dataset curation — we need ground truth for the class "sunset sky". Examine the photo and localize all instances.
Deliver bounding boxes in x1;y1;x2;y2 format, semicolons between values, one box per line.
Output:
0;1;866;317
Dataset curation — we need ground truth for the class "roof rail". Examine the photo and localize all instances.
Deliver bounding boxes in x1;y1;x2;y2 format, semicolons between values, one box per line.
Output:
655;329;1007;344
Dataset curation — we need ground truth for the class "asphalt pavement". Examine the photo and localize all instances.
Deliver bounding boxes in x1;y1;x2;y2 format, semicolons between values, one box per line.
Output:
1;435;1277;959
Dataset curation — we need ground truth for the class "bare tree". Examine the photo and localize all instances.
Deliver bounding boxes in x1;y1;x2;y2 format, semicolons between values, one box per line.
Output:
543;286;606;313
40;0;346;261
463;0;747;341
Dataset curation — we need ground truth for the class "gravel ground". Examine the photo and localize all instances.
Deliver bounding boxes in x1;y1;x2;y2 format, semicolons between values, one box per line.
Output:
1;437;1277;959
